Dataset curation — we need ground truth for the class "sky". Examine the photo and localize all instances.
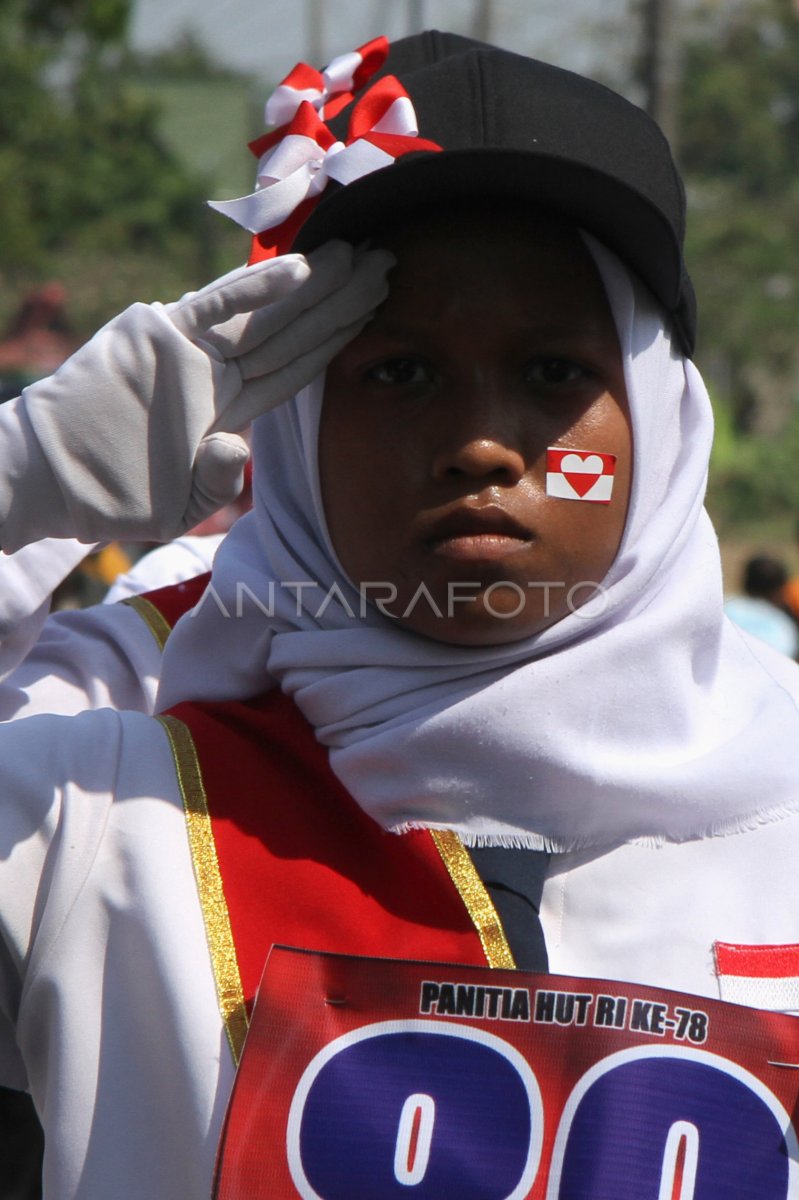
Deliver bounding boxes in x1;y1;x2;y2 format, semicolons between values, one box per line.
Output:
129;0;634;89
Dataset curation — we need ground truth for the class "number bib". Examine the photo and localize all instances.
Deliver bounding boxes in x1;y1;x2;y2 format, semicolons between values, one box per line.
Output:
214;947;799;1199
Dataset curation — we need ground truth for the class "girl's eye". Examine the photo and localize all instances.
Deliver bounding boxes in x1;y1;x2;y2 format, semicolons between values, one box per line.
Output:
366;357;432;386
525;357;589;386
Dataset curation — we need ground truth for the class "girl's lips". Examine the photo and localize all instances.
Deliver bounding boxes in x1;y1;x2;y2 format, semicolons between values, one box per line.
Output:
430;532;532;562
423;506;534;562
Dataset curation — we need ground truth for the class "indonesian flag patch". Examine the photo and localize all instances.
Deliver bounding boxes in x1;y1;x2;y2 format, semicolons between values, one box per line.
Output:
714;941;799;1011
546;448;617;503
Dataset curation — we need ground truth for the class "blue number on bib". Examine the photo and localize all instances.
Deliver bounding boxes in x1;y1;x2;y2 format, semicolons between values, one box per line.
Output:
551;1050;793;1199
289;1024;540;1200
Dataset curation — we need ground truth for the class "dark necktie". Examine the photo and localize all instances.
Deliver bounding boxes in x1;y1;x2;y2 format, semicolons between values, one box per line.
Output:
469;846;550;971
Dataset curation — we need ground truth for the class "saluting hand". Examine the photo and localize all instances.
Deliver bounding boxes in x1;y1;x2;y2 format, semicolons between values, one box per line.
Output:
0;241;392;550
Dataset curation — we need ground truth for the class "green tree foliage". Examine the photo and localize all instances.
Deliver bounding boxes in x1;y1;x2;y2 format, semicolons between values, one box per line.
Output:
681;0;799;416
680;0;799;193
0;0;247;337
19;0;129;43
676;0;799;531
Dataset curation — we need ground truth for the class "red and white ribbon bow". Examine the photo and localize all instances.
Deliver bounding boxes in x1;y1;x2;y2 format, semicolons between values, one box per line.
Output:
264;36;389;126
209;73;441;260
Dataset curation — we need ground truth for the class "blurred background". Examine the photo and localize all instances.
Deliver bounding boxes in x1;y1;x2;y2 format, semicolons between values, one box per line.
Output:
3;0;799;586
0;2;798;1193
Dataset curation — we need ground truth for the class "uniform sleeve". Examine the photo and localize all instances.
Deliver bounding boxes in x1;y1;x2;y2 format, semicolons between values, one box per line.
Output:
0;709;229;1196
0;600;163;720
0;710;124;1087
0;538;96;680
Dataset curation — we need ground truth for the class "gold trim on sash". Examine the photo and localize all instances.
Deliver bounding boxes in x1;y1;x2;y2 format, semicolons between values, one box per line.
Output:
429;830;517;969
157;714;249;1064
122;594;173;652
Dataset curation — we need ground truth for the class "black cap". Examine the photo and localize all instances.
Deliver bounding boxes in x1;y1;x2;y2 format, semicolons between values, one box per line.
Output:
292;31;696;354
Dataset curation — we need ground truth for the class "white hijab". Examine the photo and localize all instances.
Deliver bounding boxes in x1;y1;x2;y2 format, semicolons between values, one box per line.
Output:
158;238;799;851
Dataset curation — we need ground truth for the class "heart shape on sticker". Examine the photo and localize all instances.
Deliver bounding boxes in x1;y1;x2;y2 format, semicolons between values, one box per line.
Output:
560;453;604;498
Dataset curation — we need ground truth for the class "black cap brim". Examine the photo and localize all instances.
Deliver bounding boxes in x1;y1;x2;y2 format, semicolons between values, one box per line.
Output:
294;149;696;354
291;35;697;354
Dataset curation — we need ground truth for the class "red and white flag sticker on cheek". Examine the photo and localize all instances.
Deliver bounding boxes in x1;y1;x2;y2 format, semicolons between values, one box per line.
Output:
546;448;617;503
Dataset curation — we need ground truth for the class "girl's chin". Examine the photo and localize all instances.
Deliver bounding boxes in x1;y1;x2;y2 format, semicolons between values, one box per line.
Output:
393;602;561;647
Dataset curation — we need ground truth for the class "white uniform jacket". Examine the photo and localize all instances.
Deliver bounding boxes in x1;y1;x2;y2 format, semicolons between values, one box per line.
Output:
0;705;797;1198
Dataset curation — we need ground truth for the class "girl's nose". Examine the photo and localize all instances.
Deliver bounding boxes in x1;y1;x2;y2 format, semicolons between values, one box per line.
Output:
433;436;526;484
431;387;527;484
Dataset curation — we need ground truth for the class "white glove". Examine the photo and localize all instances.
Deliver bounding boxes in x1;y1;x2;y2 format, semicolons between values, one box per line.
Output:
0;241;392;551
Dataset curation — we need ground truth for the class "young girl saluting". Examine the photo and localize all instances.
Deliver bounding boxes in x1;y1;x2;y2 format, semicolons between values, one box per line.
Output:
0;30;797;1199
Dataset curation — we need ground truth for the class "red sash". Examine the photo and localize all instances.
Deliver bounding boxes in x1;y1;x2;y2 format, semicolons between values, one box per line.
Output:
140;571;211;626
134;575;514;1061
160;692;510;1060
122;571;212;649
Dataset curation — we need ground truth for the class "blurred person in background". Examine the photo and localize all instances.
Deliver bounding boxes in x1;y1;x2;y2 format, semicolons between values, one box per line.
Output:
779;518;799;632
0;284;78;405
725;552;799;659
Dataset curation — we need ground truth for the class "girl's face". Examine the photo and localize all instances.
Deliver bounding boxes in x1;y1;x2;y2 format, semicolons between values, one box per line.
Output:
320;209;631;645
